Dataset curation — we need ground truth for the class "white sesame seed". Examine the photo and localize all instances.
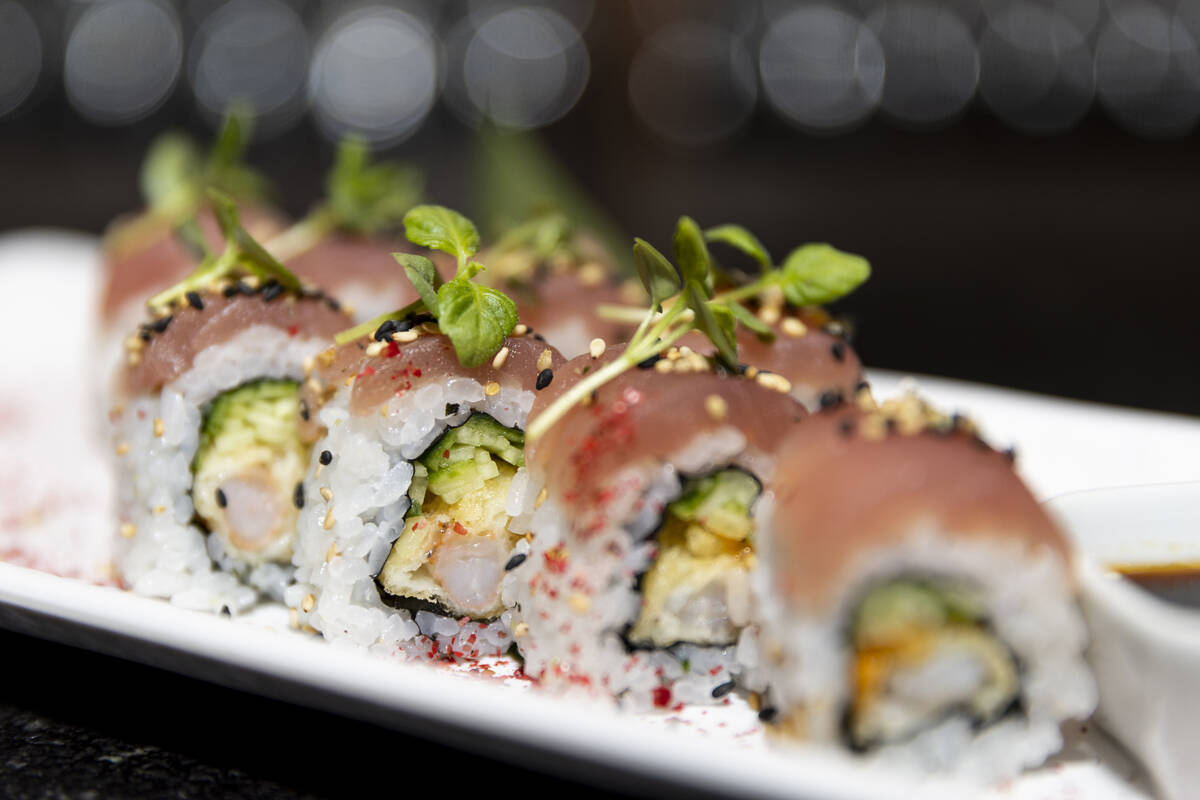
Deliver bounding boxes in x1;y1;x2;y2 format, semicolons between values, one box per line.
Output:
705;394;728;421
781;317;808;338
323;508;335;530
119;523;137;539
484;381;501;396
492;346;510;369
153;418;164;437
588;338;606;359
392;329;419;343
320;487;332;502
537;348;553;372
568;593;591;613
364;341;385;357
301;594;315;613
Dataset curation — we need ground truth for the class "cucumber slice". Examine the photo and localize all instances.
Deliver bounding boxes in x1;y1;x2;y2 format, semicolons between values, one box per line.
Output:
420;413;525;472
427;450;501;505
669;468;761;540
852;579;986;648
407;463;429;517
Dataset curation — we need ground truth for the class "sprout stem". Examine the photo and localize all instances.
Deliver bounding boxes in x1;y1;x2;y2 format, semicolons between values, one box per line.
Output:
526;303;694;442
265;206;338;263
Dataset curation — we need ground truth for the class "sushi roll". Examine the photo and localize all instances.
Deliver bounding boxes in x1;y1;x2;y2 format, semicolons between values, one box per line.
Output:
111;197;350;613
286;205;565;659
753;394;1096;779
506;343;805;707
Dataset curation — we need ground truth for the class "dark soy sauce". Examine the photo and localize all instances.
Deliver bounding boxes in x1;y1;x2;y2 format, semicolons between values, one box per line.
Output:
1115;564;1200;609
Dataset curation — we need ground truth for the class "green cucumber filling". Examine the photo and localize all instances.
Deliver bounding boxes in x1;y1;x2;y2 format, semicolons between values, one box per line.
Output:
626;468;761;648
192;379;307;564
377;413;526;620
845;577;1020;751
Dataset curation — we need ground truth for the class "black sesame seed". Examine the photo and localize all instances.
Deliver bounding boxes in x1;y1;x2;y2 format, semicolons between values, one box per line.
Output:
293;482;304;509
855;379;870;393
1003;446;1017;462
504;553;527;571
223;284;240;298
151;315;173;334
326;298;341;311
138;329;152;342
536;368;553;390
319;450;333;465
533;333;547;343
637;355;661;369
299;398;310;421
237;281;256;296
444;403;460;416
830;342;846;362
818;390;842;409
838;417;855;436
711;680;736;699
261;281;284;302
185;291;204;311
757;707;778;723
374;319;400;341
215;489;227;508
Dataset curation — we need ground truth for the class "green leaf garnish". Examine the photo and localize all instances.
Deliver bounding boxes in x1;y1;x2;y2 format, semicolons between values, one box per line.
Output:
776;243;871;307
726;300;775;340
337;206;518;367
673;216;714;297
632;237;681;309
686;283;738;369
395;253;440;311
404;205;481;273
139;105;269;227
140;133;202;219
435;278;519;368
146;189;302;311
327;136;423;236
528;216;744;443
704;224;772;270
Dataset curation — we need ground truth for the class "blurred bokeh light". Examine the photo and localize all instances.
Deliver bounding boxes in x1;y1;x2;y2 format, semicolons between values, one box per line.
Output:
308;5;439;146
0;0;41;119
2;0;1200;141
64;0;183;125
447;5;590;130
188;0;309;137
759;3;885;134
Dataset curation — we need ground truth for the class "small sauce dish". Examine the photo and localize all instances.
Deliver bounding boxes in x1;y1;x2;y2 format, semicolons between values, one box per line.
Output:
1046;482;1200;800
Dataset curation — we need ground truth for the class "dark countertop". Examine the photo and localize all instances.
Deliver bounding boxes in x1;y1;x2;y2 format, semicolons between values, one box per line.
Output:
0;629;639;800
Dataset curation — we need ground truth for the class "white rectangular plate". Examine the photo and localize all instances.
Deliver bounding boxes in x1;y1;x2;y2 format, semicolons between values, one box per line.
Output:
0;231;1181;799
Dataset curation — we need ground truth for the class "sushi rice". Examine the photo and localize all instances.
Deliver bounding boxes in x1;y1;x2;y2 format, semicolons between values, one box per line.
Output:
114;325;330;613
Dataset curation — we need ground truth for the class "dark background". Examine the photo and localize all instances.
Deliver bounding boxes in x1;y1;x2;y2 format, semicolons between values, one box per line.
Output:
0;1;1196;796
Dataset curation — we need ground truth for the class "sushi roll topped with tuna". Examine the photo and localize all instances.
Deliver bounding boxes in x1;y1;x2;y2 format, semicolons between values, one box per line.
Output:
506;217;813;706
112;192;351;613
287;205;567;660
754;393;1096;779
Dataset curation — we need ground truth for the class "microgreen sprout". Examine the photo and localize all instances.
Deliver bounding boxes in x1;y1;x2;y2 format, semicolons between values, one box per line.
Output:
597;223;871;343
139;104;269;226
525;216;741;442
146;190;302;312
266;136;424;262
334;205;518;369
